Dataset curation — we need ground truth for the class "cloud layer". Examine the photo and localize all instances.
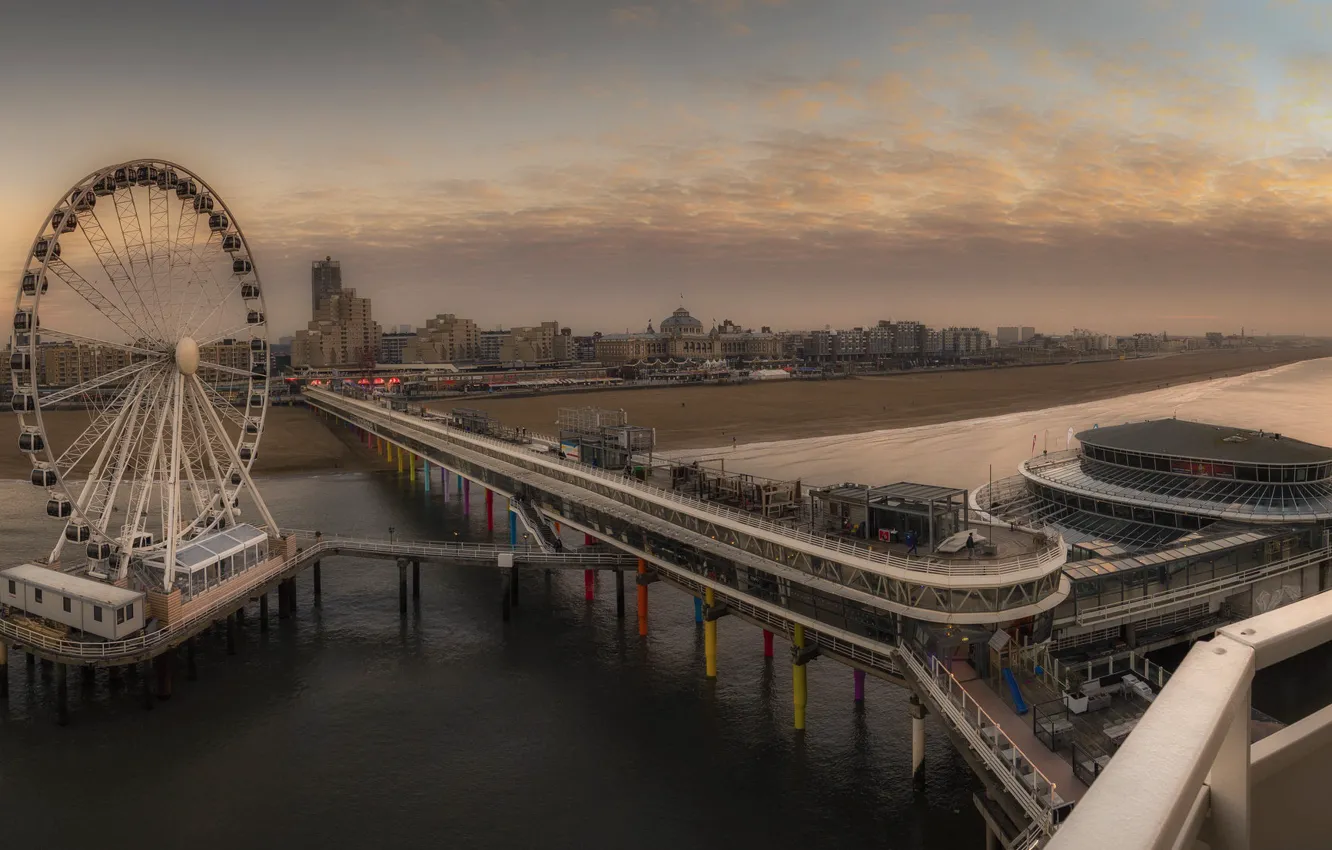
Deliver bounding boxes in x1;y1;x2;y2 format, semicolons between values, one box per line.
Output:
1;0;1330;336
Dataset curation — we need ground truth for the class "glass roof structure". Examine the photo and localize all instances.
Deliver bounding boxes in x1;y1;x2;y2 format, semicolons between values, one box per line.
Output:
144;524;268;573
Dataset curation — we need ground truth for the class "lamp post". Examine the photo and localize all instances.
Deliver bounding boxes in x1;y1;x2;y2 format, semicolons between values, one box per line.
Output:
389;526;396;549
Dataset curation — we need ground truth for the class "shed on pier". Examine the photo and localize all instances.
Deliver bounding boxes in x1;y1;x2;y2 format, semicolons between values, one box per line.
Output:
143;524;269;599
0;563;145;640
810;481;968;549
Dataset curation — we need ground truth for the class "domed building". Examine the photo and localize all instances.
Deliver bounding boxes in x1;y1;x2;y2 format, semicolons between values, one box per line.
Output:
659;307;704;337
594;305;780;365
977;418;1332;658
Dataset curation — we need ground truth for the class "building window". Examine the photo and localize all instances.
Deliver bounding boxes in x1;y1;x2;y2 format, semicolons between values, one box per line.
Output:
6;580;13;595
62;597;71;613
93;606;102;622
116;607;125;625
126;602;135;620
34;589;42;603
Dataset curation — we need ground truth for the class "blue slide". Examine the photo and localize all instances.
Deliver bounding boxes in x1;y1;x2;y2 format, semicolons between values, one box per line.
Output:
1003;667;1029;716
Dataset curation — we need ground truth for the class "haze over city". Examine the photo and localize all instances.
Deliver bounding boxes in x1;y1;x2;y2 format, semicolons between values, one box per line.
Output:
2;0;1330;336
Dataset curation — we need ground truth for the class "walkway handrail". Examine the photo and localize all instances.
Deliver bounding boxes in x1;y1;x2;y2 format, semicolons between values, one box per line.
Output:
312;389;1066;580
1050;585;1332;848
0;542;316;659
0;534;639;660
898;644;1058;833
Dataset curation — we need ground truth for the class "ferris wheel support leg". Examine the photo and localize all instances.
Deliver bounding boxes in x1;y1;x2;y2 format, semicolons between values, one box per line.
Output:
190;375;279;536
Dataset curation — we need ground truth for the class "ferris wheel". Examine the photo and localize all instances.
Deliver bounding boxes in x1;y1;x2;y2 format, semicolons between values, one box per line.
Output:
9;159;277;592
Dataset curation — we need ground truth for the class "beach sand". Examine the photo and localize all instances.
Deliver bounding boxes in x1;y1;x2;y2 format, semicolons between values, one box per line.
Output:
3;347;1326;479
427;347;1332;451
0;405;376;480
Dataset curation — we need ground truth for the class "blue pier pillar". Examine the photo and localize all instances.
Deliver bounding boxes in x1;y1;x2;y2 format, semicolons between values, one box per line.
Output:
694;596;704;624
509;504;518;547
423;460;430;493
443;470;450;500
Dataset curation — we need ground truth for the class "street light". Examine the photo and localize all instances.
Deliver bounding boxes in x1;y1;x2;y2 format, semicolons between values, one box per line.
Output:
389;526;396;548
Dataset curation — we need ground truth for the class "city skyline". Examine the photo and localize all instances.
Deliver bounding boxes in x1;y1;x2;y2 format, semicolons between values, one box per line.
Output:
3;1;1332;337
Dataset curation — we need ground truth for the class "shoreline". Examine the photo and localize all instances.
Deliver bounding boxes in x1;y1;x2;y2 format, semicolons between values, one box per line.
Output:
430;347;1332;452
2;347;1328;479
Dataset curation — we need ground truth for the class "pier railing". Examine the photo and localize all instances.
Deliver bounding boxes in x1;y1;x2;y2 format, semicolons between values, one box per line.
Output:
0;542;311;660
315;390;1067;581
278;530;634;566
897;644;1059;833
0;534;639;661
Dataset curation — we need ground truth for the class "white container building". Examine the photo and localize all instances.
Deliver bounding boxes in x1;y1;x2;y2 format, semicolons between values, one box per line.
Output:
0;563;146;640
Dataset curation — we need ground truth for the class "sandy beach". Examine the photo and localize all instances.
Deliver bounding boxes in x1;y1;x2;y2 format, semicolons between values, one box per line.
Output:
0;406;376;480
3;347;1327;479
429;347;1332;450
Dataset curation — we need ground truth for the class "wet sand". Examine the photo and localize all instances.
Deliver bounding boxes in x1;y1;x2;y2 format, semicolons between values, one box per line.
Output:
3;347;1326;478
0;405;377;480
427;347;1332;450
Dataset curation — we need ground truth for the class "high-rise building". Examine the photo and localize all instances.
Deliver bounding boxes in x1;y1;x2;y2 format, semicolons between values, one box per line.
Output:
501;321;560;362
310;256;342;317
478;330;507;363
405;313;479;363
292;288;381;368
379;331;417;365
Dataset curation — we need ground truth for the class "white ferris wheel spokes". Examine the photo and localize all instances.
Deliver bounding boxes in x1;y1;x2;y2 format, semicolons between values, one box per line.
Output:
9;159;277;595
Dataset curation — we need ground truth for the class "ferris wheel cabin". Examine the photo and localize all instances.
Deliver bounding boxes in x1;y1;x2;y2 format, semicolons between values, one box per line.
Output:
0;563;146;641
50;211;77;233
22;271;48;295
31;464;57;487
32;238;60;260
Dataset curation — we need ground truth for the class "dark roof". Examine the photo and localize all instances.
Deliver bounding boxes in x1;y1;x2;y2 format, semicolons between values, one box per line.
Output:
1077;419;1332;466
816;481;966;504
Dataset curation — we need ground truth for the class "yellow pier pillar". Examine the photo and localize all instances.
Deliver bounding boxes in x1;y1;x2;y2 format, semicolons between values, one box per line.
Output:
793;624;807;730
704;587;717;678
409;453;416;483
397;446;404;473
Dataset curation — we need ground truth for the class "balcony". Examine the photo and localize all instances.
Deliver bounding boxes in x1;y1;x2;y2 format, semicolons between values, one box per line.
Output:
1047;586;1332;849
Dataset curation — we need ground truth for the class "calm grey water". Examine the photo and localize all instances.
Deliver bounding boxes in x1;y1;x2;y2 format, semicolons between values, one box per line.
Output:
9;358;1332;850
0;472;980;850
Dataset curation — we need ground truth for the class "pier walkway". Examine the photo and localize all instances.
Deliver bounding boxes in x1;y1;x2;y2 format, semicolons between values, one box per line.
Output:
0;534;633;663
301;387;1077;840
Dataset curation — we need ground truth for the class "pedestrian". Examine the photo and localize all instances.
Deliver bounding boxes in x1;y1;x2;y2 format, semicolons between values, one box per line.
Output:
966;532;976;559
906;529;918;556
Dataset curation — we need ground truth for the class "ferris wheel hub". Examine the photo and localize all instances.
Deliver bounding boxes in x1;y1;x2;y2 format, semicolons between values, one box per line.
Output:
175;335;199;375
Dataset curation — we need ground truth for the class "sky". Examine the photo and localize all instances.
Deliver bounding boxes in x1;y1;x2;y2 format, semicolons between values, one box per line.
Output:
2;0;1331;338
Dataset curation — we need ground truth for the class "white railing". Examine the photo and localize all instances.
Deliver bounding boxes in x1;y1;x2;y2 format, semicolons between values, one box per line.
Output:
897;644;1059;833
0;533;638;660
0;544;307;659
1074;545;1332;626
1047;585;1332;850
312;389;1067;581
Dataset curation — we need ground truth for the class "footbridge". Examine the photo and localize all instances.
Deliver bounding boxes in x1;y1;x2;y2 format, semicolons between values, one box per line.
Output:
305;387;1077;842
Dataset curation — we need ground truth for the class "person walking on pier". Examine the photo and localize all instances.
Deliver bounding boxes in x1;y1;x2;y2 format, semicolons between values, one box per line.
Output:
905;529;918;556
966;532;976;559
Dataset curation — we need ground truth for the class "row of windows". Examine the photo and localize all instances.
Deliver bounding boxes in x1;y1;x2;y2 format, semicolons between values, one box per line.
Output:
1032;484;1209;530
5;579;134;624
1081;443;1332;483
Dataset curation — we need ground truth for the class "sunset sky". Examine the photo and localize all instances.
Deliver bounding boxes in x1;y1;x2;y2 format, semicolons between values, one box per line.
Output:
2;0;1331;337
